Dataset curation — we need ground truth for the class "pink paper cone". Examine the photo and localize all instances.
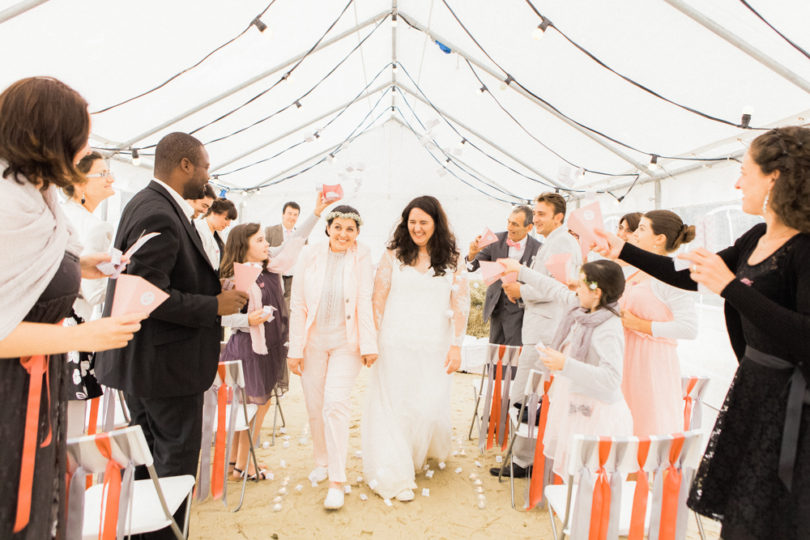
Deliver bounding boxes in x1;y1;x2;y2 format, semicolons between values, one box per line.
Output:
479;260;507;286
477;228;498;249
233;262;262;293
501;271;518;284
568;201;606;261
110;274;169;316
545;252;572;284
322;184;344;202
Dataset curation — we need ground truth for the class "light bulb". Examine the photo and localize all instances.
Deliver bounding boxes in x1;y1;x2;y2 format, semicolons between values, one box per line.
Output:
131;148;141;166
532;18;550;40
741;105;754;128
649;155;660;170
391;13;398;28
252;17;268;34
327;153;337;164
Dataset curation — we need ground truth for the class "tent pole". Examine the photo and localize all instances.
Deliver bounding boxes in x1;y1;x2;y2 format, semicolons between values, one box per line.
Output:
0;0;49;24
397;85;565;190
391;1;398;110
210;83;391;173
399;11;654;176
661;0;810;96
116;10;391;150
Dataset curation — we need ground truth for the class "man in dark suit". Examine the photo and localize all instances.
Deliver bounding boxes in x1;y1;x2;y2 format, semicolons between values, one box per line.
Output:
264;200;301;306
466;205;540;346
96;132;248;538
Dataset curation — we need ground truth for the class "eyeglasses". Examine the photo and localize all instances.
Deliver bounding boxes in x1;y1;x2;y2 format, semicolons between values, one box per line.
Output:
85;170;114;179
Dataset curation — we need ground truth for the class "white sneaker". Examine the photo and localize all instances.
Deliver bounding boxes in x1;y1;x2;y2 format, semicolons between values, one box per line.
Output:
308;467;328;484
395;489;415;502
324;487;345;509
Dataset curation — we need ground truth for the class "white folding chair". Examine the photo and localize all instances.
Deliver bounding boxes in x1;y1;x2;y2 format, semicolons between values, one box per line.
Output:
199;360;259;512
84;388;130;435
469;343;522;452
65;425;194;540
501;370;555;509
545;430;706;540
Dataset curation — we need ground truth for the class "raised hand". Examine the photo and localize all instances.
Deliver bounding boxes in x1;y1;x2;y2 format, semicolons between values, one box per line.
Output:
468;236;482;260
444;345;461;374
247;309;272;326
592;228;624;260
287;357;304;376
678;248;735;294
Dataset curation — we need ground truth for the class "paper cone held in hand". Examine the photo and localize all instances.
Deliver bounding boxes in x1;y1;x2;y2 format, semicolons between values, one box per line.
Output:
545;253;572;284
479;260;508;286
322;184;344;202
568;201;606;261
110;274;169;316
477;228;498;249
233;262;262;292
501;271;518;284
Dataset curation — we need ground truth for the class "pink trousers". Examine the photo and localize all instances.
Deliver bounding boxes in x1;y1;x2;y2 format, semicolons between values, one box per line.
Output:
301;328;362;483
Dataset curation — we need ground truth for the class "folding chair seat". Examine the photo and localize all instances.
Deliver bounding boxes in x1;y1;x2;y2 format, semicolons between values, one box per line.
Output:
501;370;555;509
66;425;194;540
198;360;259;512
545;430;706;540
681;376;711;431
468;343;522;450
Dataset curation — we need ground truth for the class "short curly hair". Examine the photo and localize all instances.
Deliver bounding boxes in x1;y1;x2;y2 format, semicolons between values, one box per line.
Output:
750;126;810;233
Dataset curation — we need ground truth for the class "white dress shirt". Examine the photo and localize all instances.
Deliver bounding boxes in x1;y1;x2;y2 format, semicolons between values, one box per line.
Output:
151;178;194;222
507;236;527;260
194;217;220;270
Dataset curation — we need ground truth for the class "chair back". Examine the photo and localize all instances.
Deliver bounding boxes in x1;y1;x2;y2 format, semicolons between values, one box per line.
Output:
67;425;151;472
479;343;522;452
562;430;703;540
681;376;710;430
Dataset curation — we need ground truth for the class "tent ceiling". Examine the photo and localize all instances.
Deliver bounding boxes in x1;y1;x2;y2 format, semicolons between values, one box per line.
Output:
2;0;809;199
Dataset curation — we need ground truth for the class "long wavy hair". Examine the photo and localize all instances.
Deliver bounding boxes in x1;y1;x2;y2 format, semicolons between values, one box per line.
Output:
387;195;459;276
219;223;268;279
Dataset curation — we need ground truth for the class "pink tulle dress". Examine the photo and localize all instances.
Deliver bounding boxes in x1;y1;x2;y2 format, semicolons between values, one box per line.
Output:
620;273;683;436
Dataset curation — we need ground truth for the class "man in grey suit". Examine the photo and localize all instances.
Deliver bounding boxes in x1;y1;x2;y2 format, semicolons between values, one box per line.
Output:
490;192;582;477
466;205;540;346
265;201;300;305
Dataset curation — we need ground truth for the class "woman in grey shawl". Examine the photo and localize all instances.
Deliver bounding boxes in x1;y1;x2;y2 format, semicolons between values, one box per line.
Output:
0;77;143;539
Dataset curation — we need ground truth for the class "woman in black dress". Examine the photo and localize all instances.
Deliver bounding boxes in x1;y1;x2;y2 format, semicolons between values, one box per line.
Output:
595;126;810;539
0;77;143;539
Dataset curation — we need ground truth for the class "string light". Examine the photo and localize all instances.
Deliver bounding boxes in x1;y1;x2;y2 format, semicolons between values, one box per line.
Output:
741;105;754;129
499;74;513;91
131;148;141;166
531;16;551;40
391;12;398;28
649;154;660;170
295;100;302;109
252;16;268;33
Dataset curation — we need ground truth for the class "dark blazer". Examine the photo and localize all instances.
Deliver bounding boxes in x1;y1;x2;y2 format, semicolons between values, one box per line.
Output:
96;181;221;398
467;231;541;323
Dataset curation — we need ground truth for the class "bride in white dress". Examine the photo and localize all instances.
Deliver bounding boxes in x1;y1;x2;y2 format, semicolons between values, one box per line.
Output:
363;196;470;501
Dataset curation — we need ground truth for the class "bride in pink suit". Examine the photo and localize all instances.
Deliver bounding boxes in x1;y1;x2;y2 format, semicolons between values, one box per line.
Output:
620;210;698;436
363;196;469;502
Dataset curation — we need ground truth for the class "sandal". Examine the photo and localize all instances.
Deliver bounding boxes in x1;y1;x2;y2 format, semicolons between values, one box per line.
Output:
244;468;271;481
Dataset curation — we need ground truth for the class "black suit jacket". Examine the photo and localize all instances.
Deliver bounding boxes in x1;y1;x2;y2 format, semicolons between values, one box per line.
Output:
467;231;541;324
96;181;221;398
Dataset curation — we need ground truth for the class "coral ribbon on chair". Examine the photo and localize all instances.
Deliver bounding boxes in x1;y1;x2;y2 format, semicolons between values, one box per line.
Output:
211;365;228;500
528;377;553;509
588;438;612;540
683;377;698;430
658;434;685;540
628;438;651;540
95;433;123;540
87;396;101;435
13;355;50;533
486;345;506;450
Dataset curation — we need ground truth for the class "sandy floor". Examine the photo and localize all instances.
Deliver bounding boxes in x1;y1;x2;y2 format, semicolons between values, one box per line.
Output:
190;369;721;540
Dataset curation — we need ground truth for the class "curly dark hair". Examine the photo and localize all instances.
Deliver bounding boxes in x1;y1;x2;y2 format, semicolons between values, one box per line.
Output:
750;126;810;233
387;195;459;276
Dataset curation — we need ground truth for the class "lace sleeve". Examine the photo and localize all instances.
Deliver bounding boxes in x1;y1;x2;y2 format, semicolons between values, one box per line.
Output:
372;250;394;329
450;266;470;347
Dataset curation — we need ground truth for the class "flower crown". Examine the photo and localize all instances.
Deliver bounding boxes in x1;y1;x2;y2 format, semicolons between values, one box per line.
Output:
326;210;363;226
581;272;599;290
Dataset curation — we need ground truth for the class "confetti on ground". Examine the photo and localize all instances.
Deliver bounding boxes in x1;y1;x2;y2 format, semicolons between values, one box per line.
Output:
278;487;288;495
282;441;290;448
262;441;271;449
474;461;482;468
421;488;430;497
495;455;503;463
425;470;434;479
279;427;287;434
359;494;368;501
273;503;283;512
273;496;282;503
454;467;463;474
295;484;303;492
474;479;482;486
344;485;352;494
356;476;363;483
438;462;446;470
279;460;286;468
384;498;392;507
355;450;363;457
469;473;477;480
369;479;379;490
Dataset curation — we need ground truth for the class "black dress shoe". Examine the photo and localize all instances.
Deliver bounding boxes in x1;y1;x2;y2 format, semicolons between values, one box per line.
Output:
489;463;531;478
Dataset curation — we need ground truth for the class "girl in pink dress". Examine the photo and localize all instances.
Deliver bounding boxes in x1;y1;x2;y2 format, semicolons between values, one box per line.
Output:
620;210;698;436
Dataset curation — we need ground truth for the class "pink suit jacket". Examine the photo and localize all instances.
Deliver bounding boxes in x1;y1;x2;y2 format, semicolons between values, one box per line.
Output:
288;241;378;358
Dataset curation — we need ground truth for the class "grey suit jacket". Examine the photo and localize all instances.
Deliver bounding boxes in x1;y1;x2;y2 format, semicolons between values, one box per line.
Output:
519;225;582;345
467;231;541;326
265;223;285;248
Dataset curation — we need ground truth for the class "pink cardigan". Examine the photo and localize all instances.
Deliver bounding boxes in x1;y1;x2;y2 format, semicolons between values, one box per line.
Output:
288;241;378;358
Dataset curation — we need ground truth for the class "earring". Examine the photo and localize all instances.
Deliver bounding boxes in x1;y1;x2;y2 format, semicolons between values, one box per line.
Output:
762;191;770;214
80;193;86;205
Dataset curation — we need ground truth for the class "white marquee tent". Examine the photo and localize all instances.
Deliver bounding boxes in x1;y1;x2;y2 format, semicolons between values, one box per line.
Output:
3;0;809;407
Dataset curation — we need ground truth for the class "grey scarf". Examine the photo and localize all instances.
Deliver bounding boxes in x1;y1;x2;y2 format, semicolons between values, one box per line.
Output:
550;302;619;362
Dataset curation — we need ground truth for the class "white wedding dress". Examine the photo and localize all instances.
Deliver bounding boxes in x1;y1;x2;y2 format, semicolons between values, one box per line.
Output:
362;250;469;499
